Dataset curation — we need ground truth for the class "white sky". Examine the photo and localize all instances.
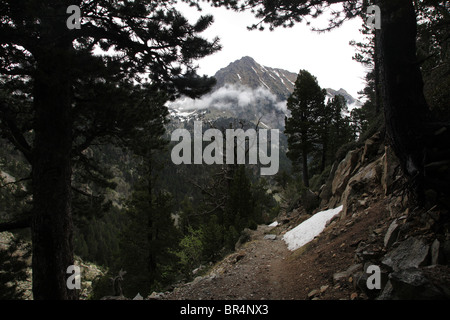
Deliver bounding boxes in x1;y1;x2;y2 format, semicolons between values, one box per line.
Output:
176;3;369;99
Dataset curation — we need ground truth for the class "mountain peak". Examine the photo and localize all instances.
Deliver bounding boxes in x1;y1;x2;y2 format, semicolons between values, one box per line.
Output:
214;56;298;100
238;56;257;63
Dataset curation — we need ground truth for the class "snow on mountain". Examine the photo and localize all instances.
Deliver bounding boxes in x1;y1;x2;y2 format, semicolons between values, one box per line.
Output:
167;56;362;126
213;56;297;101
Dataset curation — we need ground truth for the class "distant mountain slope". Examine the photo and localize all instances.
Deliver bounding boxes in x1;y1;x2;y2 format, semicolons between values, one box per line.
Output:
167;56;362;128
325;88;362;110
214;56;298;100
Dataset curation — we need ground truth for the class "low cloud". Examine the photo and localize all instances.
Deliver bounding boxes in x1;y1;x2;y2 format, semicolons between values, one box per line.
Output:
167;83;287;113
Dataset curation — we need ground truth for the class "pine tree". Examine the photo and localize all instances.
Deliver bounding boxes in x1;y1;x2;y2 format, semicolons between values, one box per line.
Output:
0;1;220;299
327;95;354;160
226;165;254;232
200;214;224;261
118;182;181;297
284;70;326;187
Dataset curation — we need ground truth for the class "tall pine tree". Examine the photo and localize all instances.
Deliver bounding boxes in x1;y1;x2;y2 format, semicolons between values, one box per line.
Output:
285;70;326;187
0;0;220;299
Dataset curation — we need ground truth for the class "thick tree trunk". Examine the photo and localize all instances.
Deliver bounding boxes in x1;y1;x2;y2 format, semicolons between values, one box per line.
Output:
147;155;156;284
31;10;76;299
301;135;309;187
376;0;430;204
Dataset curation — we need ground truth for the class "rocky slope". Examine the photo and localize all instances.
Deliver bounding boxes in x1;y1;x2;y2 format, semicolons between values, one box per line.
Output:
158;131;450;300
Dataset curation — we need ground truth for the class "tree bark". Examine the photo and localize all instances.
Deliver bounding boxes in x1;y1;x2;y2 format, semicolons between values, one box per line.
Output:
147;154;156;284
376;0;430;204
301;133;309;187
30;10;77;299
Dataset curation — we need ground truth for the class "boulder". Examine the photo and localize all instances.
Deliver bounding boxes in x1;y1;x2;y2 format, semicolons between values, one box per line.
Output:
331;149;362;197
148;291;164;300
377;280;395;300
388;267;449;299
235;228;252;250
381;237;430;272
341;157;383;218
264;234;277;240
307;289;320;299
384;220;400;249
133;293;143;300
430;239;442;265
361;132;383;164
319;162;338;206
320;285;329;293
333;263;363;284
355;264;389;299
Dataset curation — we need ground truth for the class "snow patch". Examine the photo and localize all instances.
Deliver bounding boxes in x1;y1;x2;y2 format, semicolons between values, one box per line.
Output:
274;71;286;85
268;221;279;227
283;205;343;251
286;77;295;86
268;73;276;81
259;121;270;129
259;78;270;90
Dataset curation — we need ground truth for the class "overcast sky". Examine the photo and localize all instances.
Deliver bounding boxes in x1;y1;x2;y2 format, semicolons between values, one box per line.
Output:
176;2;369;99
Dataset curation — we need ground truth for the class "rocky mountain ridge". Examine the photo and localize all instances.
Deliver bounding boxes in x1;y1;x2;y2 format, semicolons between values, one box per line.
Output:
167;56;362;129
213;56;297;101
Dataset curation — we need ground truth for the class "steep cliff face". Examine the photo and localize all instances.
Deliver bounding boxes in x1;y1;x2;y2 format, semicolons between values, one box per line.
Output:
315;132;450;299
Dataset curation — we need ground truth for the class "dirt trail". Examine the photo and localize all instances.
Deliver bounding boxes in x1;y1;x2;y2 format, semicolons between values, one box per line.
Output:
165;200;388;300
166;224;294;300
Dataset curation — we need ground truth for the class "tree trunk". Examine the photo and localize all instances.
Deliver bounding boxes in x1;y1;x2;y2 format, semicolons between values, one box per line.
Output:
147;155;156;284
321;132;328;173
376;0;430;204
31;10;77;300
301;134;309;187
